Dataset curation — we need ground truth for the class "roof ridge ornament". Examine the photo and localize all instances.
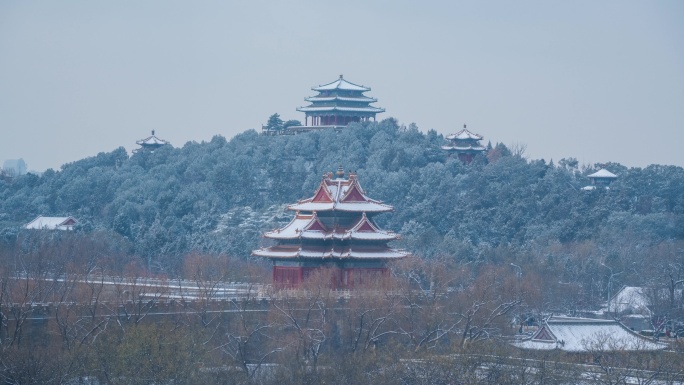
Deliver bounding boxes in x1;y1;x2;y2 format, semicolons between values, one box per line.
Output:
336;166;345;179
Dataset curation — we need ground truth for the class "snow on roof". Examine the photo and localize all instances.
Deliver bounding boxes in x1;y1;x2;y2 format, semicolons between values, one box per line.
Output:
604;286;683;314
266;212;399;241
312;75;371;92
136;130;169;147
304;95;377;103
252;246;407;260
264;214;317;240
445;129;483;141
296;106;385;113
24;216;77;230
288;173;393;213
588;168;617;179
605;286;651;314
441;145;486;152
348;249;408;259
513;316;665;352
253;169;407;261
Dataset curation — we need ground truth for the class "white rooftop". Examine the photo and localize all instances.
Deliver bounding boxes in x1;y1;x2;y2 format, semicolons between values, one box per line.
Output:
446;128;483;141
312;75;370;92
513;316;665;352
252;247;407;260
136;130;169;146
24;216;77;231
441;145;486;152
265;213;399;241
288;173;393;213
297;106;385;113
304;95;377;103
604;286;682;314
588;168;617;179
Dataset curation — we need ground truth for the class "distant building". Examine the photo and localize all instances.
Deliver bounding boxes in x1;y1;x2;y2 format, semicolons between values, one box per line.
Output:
604;285;683;333
582;168;617;191
24;216;77;231
292;75;385;130
252;167;407;289
513;316;664;352
442;125;486;164
135;130;170;153
2;159;27;176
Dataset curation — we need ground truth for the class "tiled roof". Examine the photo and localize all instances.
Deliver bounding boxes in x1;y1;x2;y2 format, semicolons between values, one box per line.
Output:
297;106;385;113
446;129;483;141
513;316;665;352
24;216;77;230
253;168;406;261
312;75;370;92
136;130;169;147
265;213;399;241
288;172;393;213
588;168;617;179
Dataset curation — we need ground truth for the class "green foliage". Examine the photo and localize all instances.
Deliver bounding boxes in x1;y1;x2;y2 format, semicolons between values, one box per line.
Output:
265;113;284;131
283;119;301;129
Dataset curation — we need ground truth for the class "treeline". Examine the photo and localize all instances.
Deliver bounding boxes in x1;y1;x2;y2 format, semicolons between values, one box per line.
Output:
2;119;683;263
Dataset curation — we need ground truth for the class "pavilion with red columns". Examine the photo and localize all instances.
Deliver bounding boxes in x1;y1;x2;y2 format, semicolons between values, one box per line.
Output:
293;75;385;130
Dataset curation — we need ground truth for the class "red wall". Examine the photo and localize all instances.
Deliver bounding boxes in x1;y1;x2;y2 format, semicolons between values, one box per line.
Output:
273;266;389;289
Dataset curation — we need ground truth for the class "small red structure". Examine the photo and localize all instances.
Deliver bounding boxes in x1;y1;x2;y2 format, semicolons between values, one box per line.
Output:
294;75;385;130
442;125;486;164
252;167;407;289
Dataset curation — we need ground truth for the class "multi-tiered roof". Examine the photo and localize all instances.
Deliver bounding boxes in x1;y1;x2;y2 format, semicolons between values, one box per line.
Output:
135;130;170;153
253;167;404;260
253;168;406;287
442;125;486;164
295;75;385;129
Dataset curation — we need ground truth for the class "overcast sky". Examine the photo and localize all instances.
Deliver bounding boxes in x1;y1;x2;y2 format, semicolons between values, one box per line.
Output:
1;1;683;171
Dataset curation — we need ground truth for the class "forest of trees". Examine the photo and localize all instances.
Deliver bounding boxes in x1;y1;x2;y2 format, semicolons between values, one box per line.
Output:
1;118;684;383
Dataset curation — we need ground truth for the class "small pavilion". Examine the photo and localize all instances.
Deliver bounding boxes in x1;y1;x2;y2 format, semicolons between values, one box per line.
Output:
135;130;170;153
582;168;618;191
293;75;385;130
442;125;486;164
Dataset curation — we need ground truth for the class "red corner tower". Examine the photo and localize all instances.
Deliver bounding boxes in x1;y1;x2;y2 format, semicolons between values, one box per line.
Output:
252;167;407;288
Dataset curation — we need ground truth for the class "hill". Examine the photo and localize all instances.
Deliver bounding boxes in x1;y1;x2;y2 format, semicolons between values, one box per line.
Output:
0;119;683;275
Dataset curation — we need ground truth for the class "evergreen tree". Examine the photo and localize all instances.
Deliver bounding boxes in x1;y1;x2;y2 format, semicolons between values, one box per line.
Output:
265;113;284;132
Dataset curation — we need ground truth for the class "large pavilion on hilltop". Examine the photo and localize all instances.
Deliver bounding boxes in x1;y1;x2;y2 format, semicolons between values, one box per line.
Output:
292;75;385;131
135;130;170;153
442;125;486;164
252;167;407;288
